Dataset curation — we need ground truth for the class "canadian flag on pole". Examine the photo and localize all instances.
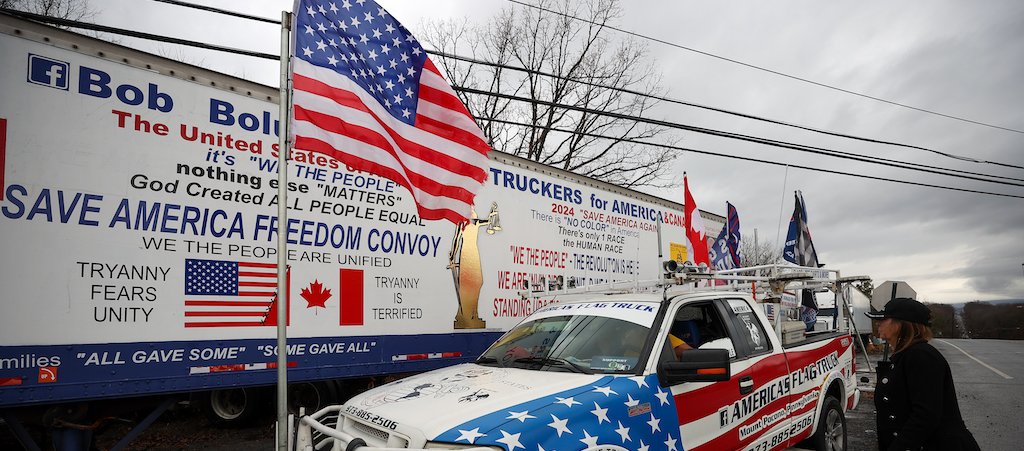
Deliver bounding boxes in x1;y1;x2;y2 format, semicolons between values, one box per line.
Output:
684;174;710;266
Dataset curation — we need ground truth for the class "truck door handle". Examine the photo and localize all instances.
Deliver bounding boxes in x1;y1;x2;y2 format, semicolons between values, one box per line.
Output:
739;376;754;395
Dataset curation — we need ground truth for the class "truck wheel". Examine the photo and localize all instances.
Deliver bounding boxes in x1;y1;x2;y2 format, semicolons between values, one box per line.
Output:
287;381;339;415
807;396;846;451
202;387;262;427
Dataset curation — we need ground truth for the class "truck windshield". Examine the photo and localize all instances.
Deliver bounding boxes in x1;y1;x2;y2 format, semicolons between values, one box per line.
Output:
476;315;651;373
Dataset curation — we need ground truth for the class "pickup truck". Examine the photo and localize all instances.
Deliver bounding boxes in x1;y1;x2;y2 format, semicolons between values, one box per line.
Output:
295;288;860;451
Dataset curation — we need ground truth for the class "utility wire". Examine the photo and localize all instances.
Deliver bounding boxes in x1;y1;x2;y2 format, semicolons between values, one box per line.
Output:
150;0;280;24
144;0;1024;170
149;0;1024;171
11;6;1021;188
429;49;1024;175
455;86;1024;189
476;116;1024;199
41;0;1024;172
0;8;279;59
505;0;1024;136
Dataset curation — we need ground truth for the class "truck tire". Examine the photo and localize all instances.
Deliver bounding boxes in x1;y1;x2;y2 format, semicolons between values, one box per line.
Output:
202;387;263;427
806;396;846;451
287;381;339;415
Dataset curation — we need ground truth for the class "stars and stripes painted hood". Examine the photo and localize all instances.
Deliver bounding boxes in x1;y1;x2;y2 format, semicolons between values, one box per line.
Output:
344;363;684;451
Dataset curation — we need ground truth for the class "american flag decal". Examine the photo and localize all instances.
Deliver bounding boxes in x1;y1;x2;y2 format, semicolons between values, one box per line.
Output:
183;259;288;327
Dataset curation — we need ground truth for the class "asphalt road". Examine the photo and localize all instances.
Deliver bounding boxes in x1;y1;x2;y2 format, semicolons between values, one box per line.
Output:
931;339;1024;451
3;339;1020;450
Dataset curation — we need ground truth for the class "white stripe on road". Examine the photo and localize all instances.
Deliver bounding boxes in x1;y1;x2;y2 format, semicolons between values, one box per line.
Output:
935;339;1013;380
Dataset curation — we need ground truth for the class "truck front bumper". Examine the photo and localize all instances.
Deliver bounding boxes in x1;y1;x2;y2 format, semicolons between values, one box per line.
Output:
294;405;499;451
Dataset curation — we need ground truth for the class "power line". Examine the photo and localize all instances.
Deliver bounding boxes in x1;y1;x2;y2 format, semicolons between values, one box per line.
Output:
38;0;1024;172
454;85;1024;190
13;6;1022;190
150;0;280;24
505;0;1024;136
428;49;1024;175
475;116;1024;199
0;7;279;59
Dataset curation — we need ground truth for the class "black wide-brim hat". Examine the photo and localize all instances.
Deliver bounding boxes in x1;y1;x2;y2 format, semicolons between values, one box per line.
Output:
865;297;931;326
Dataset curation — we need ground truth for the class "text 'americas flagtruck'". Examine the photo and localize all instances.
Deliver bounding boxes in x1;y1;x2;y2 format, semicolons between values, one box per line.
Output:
0;11;721;446
295;267;862;451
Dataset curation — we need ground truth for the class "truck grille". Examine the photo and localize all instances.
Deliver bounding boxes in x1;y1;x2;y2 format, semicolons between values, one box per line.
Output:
352;421;408;448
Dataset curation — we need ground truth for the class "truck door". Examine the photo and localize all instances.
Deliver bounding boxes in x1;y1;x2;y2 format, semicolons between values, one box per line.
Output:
663;299;791;451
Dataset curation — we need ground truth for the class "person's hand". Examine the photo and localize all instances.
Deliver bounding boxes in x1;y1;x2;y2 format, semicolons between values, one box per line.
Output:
674;341;692;359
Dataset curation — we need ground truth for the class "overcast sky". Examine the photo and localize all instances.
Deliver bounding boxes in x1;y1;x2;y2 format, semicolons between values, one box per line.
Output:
82;0;1024;305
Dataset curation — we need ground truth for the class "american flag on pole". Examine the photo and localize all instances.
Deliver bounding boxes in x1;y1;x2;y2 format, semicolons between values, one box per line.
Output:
183;259;287;327
290;0;491;225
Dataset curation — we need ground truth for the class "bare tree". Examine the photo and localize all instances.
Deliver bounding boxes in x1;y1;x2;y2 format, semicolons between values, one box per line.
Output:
739;238;784;267
419;0;679;188
1;0;96;23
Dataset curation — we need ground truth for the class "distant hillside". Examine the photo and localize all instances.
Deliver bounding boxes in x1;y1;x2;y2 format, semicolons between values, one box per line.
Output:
948;299;1024;311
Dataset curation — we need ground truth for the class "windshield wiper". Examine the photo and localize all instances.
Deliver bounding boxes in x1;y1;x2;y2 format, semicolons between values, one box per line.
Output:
512;356;589;374
475;356;499;366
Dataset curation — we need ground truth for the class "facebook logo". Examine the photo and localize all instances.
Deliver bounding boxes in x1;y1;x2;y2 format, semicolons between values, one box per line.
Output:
27;54;70;90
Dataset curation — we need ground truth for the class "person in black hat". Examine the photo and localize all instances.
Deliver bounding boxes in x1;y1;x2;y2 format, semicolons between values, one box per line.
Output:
865;298;980;451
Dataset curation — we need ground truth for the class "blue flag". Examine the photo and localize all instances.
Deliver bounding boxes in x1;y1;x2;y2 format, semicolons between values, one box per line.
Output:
783;191;821;267
710;202;741;270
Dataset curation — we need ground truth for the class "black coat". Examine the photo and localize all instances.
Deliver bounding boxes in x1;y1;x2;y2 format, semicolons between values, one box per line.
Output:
874;341;980;451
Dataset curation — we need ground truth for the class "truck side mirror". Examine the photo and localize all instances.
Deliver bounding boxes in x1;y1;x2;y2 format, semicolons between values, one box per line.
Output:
658;348;731;386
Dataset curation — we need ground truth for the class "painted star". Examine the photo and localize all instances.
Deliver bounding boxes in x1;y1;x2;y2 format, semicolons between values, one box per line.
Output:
638;440;650;451
629;376;649;388
654;387;670;406
579;430;599;448
547;414;571;437
592;386;617;397
647;414;661;433
665;434;678;451
496;431;524;451
507;411;536;423
615;421;631;443
455;427;486;444
624;394;640;407
555;397;581;408
590;402;609;424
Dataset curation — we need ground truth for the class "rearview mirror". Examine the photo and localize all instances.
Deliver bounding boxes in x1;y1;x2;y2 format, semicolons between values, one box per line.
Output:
658;348;731;386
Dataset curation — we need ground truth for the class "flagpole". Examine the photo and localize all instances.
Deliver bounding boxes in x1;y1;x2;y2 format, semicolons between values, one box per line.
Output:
277;10;292;451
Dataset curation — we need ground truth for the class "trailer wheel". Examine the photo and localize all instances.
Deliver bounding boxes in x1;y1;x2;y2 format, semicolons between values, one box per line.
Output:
287;381;339;415
202;387;262;427
805;396;847;451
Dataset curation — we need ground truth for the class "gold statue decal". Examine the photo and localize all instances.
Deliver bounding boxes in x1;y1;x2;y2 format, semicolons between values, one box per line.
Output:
448;202;501;329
